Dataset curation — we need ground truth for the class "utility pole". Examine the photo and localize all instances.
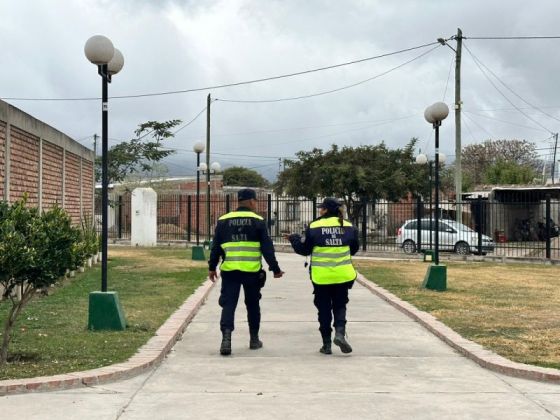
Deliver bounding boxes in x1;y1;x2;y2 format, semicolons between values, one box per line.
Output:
454;28;463;223
206;93;212;241
552;133;559;184
93;133;98;156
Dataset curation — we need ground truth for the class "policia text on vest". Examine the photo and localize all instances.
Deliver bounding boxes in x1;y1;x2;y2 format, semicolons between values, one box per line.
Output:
209;188;284;356
286;197;359;355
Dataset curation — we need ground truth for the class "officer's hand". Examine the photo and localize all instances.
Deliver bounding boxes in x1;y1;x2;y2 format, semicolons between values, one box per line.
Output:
273;271;285;278
209;271;219;282
282;234;291;240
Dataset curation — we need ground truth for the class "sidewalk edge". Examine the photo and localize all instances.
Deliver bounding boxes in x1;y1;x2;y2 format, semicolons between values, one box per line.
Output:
0;278;215;396
356;273;560;384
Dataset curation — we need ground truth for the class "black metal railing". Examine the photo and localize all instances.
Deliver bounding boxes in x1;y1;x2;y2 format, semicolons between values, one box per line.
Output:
96;192;560;260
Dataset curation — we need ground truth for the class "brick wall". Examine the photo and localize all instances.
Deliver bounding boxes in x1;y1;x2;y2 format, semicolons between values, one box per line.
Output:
9;126;40;206
82;159;94;220
0;100;95;223
0;122;5;198
41;140;64;210
64;151;81;223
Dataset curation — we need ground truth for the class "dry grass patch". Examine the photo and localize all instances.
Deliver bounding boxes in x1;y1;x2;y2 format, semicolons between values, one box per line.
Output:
111;247;207;272
355;260;560;369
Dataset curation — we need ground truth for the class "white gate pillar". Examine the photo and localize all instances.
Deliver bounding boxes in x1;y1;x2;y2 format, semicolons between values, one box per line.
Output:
131;188;157;247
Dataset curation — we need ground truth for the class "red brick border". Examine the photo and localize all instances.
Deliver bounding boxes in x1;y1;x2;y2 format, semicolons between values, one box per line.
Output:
0;279;215;396
357;273;560;384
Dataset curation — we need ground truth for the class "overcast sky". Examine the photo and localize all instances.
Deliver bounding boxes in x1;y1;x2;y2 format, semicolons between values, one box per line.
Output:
2;0;560;180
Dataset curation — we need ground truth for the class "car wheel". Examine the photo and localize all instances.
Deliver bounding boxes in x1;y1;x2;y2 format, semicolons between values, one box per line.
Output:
402;240;416;254
455;242;470;255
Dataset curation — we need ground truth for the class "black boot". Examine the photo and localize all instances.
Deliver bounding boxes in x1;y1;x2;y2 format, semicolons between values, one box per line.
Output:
220;330;232;356
249;330;263;350
319;334;332;355
333;326;352;354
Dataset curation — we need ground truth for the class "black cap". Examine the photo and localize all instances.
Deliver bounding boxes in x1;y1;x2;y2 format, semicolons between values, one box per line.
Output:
237;188;257;201
317;197;341;212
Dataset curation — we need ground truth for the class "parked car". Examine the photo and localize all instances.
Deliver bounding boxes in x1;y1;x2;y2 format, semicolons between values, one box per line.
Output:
396;218;495;255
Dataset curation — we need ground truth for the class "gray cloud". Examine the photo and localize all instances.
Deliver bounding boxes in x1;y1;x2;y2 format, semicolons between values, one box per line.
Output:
2;0;560;179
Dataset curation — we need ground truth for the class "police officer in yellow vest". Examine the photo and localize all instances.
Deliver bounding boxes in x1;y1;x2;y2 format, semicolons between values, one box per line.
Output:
286;198;359;354
209;188;284;356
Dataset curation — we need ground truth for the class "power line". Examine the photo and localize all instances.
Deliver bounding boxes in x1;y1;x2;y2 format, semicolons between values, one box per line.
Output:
171;113;421;142
0;41;440;102
463;110;550;133
222;114;422;151
463;46;560;125
464;42;554;133
172;104;210;134
462;111;495;138
442;55;454;101
465;36;560;40
215;45;442;103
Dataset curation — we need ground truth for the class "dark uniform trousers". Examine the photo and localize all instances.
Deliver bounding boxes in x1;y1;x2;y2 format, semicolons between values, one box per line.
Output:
312;280;354;335
219;270;262;332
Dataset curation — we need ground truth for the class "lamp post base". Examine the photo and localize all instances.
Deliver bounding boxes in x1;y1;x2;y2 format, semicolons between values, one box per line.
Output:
191;246;206;261
422;264;447;291
88;291;127;331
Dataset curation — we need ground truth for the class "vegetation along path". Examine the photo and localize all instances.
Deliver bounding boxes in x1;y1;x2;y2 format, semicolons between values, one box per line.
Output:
0;247;207;380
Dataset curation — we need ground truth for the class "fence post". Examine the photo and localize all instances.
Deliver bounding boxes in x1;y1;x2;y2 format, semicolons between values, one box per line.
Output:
118;195;123;239
226;194;230;213
267;194;272;235
416;196;422;253
477;195;483;255
546;194;551;260
361;196;367;252
312;197;317;220
187;195;192;242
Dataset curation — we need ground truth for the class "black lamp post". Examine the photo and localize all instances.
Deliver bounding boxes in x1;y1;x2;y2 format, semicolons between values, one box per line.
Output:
416;153;446;252
191;142;206;260
421;102;449;291
200;161;221;244
84;35;126;330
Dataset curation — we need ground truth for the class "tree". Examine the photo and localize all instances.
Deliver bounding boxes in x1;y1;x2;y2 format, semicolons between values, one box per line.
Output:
484;160;536;185
0;199;79;364
96;120;180;184
223;166;270;188
275;139;424;221
462;139;538;186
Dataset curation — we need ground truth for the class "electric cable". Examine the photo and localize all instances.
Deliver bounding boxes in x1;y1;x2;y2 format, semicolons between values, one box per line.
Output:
0;41;440;102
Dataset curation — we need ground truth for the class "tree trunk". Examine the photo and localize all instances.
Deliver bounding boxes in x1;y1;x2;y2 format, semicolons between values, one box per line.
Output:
0;287;34;365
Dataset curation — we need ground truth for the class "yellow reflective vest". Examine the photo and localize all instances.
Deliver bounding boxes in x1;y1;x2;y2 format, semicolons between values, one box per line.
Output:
218;211;263;273
309;217;357;285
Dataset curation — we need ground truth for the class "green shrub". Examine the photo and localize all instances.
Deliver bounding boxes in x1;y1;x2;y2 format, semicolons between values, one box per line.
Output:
0;198;80;364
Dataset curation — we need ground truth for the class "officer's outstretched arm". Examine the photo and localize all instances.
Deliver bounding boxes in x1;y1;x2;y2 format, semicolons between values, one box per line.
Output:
258;221;282;275
349;226;360;255
288;228;313;256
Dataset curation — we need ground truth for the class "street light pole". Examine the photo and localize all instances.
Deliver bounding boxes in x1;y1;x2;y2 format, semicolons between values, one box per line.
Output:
84;35;126;330
422;101;449;291
434;122;441;266
101;63;109;292
206;94;211;241
196;151;201;245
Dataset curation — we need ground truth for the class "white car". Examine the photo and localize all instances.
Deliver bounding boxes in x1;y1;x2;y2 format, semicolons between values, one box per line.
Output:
396;218;495;255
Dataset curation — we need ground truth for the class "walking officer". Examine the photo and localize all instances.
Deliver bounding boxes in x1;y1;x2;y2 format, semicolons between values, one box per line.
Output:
209;188;284;356
285;197;359;354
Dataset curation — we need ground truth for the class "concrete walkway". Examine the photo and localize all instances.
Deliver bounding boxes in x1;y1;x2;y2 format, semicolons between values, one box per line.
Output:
1;253;559;419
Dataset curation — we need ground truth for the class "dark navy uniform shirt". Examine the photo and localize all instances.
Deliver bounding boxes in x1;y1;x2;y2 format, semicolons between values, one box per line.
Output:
288;215;360;256
209;206;281;273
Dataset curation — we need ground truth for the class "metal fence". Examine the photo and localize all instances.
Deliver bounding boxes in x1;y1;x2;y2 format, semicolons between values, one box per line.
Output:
96;191;560;260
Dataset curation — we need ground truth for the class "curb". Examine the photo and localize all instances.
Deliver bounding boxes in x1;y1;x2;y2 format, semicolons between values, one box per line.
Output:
356;273;560;384
0;279;216;396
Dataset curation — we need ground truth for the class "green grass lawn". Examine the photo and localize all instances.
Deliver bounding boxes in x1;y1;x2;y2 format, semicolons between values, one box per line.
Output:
355;260;560;370
0;247;208;380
